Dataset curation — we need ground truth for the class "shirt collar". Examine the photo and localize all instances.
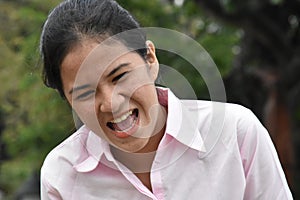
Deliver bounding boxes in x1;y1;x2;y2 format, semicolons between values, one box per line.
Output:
161;88;206;152
74;126;105;172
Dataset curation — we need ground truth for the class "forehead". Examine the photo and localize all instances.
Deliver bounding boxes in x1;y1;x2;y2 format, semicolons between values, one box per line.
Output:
62;39;129;73
62;40;131;78
61;41;97;78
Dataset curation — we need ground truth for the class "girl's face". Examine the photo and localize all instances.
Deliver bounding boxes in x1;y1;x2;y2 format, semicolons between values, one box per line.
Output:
60;39;166;153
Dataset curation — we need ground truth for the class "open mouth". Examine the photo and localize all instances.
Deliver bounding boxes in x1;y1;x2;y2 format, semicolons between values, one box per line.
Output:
106;108;139;137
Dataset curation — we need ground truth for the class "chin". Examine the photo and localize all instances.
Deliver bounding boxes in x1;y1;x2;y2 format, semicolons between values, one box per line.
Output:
113;138;150;153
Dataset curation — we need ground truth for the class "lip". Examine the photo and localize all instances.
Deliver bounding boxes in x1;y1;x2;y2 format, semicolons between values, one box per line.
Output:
106;109;139;138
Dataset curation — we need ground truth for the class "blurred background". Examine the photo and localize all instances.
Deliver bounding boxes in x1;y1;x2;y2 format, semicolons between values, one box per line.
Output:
0;0;299;199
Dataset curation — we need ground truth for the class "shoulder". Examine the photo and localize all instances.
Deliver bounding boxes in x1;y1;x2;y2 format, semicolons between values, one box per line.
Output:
181;99;257;128
180;99;265;145
41;126;90;182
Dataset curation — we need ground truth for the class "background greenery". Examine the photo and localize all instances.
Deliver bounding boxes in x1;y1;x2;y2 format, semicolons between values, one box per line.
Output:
0;0;74;197
0;0;298;199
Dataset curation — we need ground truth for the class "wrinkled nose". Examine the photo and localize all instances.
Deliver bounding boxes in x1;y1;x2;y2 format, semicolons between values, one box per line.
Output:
99;88;124;114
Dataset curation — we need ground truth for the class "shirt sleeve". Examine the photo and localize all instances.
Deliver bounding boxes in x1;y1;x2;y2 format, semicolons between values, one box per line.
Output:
40;167;63;200
237;109;293;200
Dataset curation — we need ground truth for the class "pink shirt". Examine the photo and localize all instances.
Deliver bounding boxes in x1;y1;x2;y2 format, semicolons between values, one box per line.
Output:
41;88;293;199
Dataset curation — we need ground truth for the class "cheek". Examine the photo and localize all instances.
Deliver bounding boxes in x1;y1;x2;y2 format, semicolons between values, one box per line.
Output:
134;85;157;104
132;85;159;123
73;100;111;140
73;101;101;129
117;67;154;96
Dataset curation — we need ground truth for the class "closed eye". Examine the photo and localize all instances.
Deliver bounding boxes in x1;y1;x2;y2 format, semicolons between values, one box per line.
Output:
75;90;95;100
112;72;127;82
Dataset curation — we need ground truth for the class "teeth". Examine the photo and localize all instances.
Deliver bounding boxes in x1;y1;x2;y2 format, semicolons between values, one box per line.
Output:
111;110;133;123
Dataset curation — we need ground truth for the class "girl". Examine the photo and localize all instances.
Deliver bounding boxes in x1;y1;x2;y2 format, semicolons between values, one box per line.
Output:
40;0;293;199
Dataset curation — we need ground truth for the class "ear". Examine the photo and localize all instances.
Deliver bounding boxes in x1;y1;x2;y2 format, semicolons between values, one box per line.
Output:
145;40;159;80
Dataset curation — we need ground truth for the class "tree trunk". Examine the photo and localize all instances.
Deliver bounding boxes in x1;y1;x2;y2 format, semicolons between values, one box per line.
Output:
264;88;295;187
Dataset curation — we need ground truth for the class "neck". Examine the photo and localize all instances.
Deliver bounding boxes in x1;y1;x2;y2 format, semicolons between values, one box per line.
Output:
110;125;165;173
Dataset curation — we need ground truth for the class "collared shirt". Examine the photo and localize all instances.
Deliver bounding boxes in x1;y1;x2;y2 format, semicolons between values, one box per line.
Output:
41;88;293;200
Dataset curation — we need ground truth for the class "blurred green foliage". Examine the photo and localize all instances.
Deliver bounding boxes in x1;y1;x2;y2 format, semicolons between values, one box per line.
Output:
0;0;74;195
0;0;239;196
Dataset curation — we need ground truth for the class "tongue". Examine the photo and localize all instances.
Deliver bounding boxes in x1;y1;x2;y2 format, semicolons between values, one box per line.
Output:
112;114;135;132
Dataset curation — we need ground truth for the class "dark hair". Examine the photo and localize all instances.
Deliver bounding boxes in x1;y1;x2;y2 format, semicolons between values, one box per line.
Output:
40;0;147;98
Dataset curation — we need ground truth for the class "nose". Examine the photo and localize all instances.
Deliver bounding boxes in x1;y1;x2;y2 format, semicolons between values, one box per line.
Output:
98;87;124;113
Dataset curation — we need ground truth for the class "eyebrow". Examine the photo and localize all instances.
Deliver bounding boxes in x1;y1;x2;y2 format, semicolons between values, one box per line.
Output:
106;63;130;78
69;84;91;95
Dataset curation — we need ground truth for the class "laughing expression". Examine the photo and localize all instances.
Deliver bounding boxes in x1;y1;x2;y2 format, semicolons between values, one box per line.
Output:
60;39;166;153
